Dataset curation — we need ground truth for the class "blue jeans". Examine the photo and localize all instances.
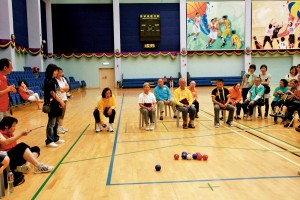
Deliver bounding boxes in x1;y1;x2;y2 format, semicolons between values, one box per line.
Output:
46;116;60;145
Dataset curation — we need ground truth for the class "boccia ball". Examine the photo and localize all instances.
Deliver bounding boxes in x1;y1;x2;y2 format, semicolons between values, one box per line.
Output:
102;124;107;128
203;154;208;161
192;153;197;160
174;154;179;160
187;154;193;160
182;152;187;159
155;164;161;171
197;153;203;160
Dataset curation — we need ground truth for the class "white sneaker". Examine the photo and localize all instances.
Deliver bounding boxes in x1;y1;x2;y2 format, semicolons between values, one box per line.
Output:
47;142;58;148
247;116;252;121
150;123;155;130
56;139;65;144
34;163;54;174
62;127;68;132
145;125;150;131
215;123;220;128
95;124;102;132
108;125;114;132
57;127;66;134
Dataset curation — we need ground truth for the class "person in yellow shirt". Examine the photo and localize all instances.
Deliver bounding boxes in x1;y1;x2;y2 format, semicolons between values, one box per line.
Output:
231;30;242;50
93;87;116;132
174;78;196;129
219;15;231;48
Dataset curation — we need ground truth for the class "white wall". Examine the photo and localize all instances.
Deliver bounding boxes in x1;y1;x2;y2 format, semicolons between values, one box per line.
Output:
14;53;26;71
122;56;180;79
188;54;244;77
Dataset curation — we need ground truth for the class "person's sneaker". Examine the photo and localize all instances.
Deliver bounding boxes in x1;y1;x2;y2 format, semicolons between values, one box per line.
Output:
145;125;150;131
264;114;268;119
108;125;114;132
150;123;155;130
269;112;276;117
220;117;224;120
226;121;234;127
57;127;66;134
246;116;252;121
16;164;30;173
215;123;220;128
183;124;188;129
34;163;54;174
95;124;102;132
62;127;68;132
257;114;262;119
160;116;163;120
235;115;241;120
46;142;58;148
188;124;195;128
56;139;65;144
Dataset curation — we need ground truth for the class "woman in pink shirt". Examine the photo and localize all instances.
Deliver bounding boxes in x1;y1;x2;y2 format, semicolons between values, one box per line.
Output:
229;83;242;119
18;81;42;109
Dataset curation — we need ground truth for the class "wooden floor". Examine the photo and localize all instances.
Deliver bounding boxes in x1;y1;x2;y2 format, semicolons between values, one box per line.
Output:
7;87;300;200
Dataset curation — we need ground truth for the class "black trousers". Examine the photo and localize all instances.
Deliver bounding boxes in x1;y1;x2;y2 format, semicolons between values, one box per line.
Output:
193;100;199;113
242;88;251;102
242;100;261;116
93;108;116;123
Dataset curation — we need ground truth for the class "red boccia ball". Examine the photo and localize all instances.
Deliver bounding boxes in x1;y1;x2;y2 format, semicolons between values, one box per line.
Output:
174;154;179;160
197;153;203;160
203;154;208;161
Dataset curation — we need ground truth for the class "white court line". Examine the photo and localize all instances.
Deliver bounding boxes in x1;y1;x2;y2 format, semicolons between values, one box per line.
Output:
199;111;300;167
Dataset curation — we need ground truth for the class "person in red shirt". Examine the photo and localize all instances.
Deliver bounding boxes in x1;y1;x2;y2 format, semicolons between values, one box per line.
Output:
17;80;43;109
0;58;16;121
0;116;53;174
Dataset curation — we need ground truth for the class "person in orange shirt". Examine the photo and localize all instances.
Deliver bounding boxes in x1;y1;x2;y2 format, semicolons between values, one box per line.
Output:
229;83;242;119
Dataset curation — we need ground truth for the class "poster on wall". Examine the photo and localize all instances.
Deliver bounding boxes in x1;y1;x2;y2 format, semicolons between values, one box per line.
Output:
252;1;300;50
186;1;245;51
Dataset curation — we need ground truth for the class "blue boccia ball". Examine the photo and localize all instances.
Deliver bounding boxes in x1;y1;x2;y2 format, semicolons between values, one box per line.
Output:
182;152;187;159
155;164;161;171
192;153;197;160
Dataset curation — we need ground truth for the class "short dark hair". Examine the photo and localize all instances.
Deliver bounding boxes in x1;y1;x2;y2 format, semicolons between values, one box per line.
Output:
249;64;256;71
0;116;18;131
18;80;28;87
232;30;236;34
280;79;288;87
281;37;285;42
233;82;240;88
269;24;272;29
223;15;227;19
57;67;63;71
45;64;59;79
0;58;11;71
216;79;224;83
101;87;112;98
260;64;267;70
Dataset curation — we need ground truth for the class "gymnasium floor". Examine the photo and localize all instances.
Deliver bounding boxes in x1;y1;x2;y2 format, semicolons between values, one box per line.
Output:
9;87;300;200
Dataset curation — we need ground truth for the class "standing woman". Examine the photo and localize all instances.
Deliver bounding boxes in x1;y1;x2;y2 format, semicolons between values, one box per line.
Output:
44;64;65;148
56;67;70;134
93;87;116;132
259;64;272;118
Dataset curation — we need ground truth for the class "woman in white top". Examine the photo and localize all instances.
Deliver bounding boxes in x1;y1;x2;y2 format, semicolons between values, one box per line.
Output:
258;64;271;118
138;82;156;131
56;67;70;134
285;66;298;82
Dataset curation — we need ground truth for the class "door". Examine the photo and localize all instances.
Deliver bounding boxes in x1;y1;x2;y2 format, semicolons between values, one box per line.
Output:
99;68;115;89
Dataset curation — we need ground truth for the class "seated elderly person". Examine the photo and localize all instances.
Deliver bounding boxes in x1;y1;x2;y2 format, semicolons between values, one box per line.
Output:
229;83;242;119
93;87;116;132
188;81;199;118
0;116;53;174
154;79;177;120
138;82;156;131
174;78;196;129
18;80;43;109
242;77;265;121
269;79;289;116
283;89;300;128
211;79;235;127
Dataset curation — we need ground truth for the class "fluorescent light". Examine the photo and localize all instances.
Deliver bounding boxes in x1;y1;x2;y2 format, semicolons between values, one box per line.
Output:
103;62;110;65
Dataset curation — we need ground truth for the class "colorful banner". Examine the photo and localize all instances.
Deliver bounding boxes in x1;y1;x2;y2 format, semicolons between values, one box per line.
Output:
252;1;300;50
186;1;245;51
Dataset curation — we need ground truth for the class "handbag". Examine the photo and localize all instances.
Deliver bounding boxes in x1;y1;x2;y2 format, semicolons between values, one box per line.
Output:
256;98;265;106
281;93;294;102
42;101;51;113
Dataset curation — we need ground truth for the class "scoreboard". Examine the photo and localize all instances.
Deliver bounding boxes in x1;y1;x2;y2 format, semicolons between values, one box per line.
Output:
140;14;160;43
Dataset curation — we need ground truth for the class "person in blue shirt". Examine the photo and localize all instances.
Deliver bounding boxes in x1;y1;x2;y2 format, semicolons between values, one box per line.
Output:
242;77;265;121
154;79;177;120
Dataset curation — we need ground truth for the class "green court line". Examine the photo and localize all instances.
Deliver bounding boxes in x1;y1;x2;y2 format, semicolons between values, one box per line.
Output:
207;183;214;191
32;124;90;200
162;121;169;132
200;109;300;151
61;144;181;165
